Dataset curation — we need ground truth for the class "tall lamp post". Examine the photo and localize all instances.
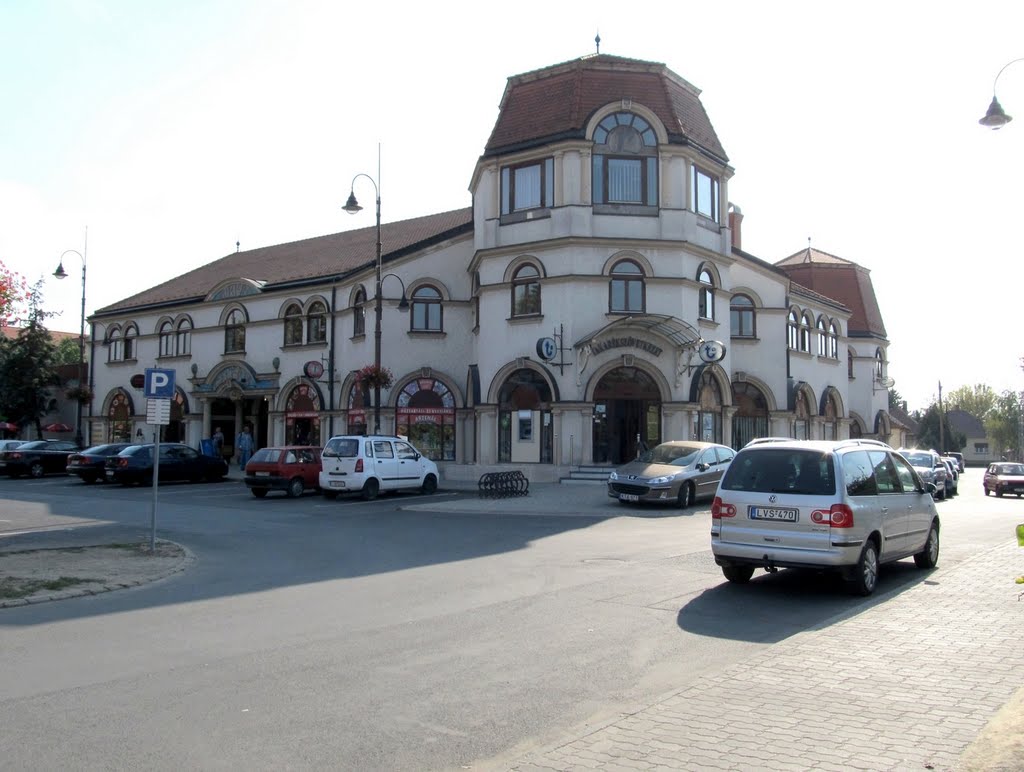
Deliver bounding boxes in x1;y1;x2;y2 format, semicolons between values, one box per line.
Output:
53;246;88;448
979;57;1024;128
343;160;385;433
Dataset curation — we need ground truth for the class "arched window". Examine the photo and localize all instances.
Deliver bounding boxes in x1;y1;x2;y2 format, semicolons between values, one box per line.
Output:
511;264;541;317
730;294;755;338
396;378;456;460
698;268;715;320
107;328;122;362
591;112;658;207
794;390;811;440
122;325;137;361
875;349;885;381
828;322;839;359
225;308;246;353
159;321;174;357
787;310;800;350
353;288;366;337
848;350;855;379
816;317;828;356
411;285;443;331
176;318;192;356
609;259;644;313
800;312;813;353
307;300;327;343
283;303;303;346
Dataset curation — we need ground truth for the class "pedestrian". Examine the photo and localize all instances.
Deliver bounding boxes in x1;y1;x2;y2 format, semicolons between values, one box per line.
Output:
237;425;254;469
212;426;224;458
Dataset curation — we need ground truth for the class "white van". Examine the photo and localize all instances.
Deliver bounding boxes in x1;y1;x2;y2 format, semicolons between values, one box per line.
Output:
319;435;439;500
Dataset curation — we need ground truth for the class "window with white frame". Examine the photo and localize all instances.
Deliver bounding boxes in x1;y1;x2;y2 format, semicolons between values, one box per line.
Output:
799;312;813;353
787;310;799;350
698;268;715;320
817;317;828;356
828;321;839;359
159;321;174;357
122;324;137;360
501;158;554;215
107;328;123;362
176;319;192;355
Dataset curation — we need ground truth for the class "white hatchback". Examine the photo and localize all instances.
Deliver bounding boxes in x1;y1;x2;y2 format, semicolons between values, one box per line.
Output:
319;435;439;500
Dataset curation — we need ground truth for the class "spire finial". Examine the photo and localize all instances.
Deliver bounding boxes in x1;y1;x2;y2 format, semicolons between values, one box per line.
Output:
236;240;240;253
595;32;601;54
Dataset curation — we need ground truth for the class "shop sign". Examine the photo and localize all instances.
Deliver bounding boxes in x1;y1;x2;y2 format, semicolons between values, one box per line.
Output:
590;336;663;357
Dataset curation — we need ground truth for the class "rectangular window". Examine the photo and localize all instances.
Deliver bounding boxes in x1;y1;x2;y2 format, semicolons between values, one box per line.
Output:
692;166;720;222
975;442;988;453
607;158;642;203
501;158;553;214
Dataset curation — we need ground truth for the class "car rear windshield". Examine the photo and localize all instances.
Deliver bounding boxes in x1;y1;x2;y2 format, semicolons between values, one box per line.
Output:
720;448;836;495
902;452;934;467
250;449;281;464
323;438;360;458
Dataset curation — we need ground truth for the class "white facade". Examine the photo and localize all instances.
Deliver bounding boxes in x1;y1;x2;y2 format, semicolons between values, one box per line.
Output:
86;55;892;481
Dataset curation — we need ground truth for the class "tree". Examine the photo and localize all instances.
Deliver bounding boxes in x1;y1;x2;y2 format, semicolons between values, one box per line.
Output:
916;403;966;453
0;259;30;323
945;384;997;420
888;386;904;410
0;281;58;436
984;390;1022;460
53;337;81;366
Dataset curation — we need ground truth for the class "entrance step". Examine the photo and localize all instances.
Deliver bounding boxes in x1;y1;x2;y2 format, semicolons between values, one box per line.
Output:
561;466;613;484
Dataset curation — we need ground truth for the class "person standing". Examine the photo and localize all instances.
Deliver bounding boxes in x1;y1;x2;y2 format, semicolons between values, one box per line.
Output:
212;426;225;458
237;425;254;469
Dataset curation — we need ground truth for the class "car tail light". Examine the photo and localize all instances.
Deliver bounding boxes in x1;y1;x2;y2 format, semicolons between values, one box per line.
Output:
355;458;363;473
828;504;854;528
10;452;22;459
118;458;129;468
711;496;736;519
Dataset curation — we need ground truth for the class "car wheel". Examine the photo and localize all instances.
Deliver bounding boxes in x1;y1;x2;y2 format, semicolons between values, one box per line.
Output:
420;474;438;495
677;481;695;509
722;565;754;584
848;540;879;596
29;461;45;479
984;487;990;496
361;478;379;501
251;488;268;498
996;490;1003;498
914;522;940;569
322;490;338;500
287;478;305;498
937;487;946;501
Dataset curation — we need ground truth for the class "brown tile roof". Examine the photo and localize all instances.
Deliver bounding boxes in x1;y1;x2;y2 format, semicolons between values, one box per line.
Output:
1;324;84;343
775;248;887;338
95;208;473;316
484;54;728;163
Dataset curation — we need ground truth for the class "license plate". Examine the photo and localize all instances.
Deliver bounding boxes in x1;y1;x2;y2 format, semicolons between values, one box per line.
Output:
105;470;114;478
254;471;270;477
330;481;346;488
749;506;798;522
618;493;640;502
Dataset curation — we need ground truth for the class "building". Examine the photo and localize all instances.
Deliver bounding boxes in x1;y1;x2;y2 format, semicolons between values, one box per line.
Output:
86;53;894;480
947;408;998;466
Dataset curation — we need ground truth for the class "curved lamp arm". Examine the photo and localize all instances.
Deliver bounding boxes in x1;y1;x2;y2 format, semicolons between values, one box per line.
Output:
980;57;1024;129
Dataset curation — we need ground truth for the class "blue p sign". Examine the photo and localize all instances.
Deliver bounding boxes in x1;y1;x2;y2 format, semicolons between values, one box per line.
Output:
144;368;176;399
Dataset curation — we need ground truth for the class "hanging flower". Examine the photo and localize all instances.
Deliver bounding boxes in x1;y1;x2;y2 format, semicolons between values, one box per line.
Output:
355;364;394;390
65;385;94;403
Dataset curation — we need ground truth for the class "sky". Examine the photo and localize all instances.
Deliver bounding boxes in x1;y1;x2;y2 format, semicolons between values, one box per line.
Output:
2;0;1022;412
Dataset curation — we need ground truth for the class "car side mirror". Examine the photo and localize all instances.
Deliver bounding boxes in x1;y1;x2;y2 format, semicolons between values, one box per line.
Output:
924;482;937;494
696;462;708;472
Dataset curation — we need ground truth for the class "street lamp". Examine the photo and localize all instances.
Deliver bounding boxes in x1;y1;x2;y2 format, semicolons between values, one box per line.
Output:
979;57;1024;129
53;246;88;447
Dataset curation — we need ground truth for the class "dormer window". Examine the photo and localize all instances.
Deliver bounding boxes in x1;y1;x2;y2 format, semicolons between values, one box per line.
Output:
692;165;720;222
592;112;658;209
501;158;553;215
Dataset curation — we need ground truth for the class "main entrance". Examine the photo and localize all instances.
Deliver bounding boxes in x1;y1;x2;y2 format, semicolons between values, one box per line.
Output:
592;366;661;464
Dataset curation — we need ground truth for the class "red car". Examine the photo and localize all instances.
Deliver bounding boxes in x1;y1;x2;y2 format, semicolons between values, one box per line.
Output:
244;446;322;498
983;462;1024;497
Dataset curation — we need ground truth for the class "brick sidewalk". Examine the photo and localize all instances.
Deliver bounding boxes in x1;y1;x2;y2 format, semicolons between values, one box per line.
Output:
510;540;1024;772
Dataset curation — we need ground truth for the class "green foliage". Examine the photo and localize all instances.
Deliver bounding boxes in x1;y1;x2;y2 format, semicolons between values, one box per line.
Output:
53;337;82;366
984;390;1022;460
888;387;904;410
945;384;997;420
916;404;966;453
0;280;59;435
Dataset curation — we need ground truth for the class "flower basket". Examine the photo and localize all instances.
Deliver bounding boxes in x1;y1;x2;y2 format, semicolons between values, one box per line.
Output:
65;385;94;404
355;364;394;390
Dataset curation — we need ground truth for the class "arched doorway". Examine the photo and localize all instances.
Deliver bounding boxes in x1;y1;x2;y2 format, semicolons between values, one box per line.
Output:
396;378;456;461
593;366;660;464
731;382;769;449
822;391;839;440
346;381;370;435
794;389;811;439
163;389;188;443
497;369;553;464
107;391;135;442
285;383;321;446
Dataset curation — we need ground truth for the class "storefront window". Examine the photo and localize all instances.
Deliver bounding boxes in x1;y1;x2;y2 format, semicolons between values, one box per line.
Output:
396;378;456;461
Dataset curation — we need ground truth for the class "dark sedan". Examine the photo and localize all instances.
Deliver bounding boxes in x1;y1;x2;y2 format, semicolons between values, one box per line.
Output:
105;443;229;485
66;443;134;483
0;439;82;478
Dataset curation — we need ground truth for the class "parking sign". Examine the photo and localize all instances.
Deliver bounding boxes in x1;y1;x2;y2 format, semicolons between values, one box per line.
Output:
144;368;176;399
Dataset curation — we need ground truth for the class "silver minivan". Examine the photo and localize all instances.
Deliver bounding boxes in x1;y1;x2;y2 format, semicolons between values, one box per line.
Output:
710;440;940;595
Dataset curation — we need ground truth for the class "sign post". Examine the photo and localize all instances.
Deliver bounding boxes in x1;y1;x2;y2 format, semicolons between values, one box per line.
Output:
144;369;175;552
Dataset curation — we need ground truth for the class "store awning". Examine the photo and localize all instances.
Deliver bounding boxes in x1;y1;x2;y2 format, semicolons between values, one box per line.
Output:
573;314;702;350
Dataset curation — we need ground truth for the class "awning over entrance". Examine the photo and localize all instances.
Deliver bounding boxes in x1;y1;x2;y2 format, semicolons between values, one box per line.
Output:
573;314;702;350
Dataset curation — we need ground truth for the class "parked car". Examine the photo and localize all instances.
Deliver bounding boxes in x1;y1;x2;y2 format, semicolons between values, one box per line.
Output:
898;448;948;500
982;462;1024;497
940;457;959;496
0;439;25;453
0;439;82;478
105;443;229;485
607;440;735;507
66;443;133;484
245;445;322;498
711;439;940;596
319;435;438;500
945;451;965;472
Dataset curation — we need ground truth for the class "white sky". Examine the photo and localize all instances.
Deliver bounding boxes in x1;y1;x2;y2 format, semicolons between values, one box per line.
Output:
2;0;1022;411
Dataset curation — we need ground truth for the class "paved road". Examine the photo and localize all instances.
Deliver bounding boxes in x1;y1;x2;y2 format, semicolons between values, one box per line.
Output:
0;468;1021;770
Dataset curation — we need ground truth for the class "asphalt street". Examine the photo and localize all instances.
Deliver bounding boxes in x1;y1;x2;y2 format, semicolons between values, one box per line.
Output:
0;468;1021;771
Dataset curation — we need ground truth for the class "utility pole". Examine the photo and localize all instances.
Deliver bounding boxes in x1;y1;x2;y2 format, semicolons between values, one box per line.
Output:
938;381;944;452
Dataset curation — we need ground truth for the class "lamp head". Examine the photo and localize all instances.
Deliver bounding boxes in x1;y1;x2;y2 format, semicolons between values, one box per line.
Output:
980;96;1012;129
397;294;410;312
53;262;69;280
343;192;362;214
